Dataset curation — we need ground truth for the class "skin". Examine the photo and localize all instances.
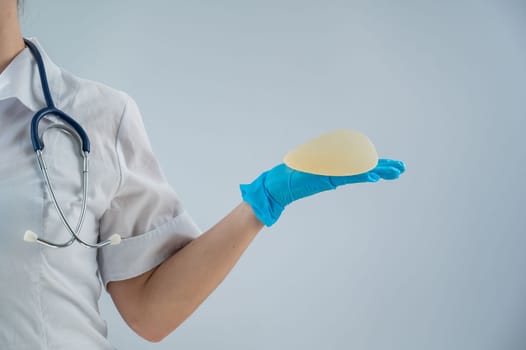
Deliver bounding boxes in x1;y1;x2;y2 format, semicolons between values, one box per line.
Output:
0;0;25;75
116;203;264;342
2;0;265;342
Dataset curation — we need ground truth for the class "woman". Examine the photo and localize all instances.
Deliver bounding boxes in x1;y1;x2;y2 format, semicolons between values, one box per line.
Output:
0;0;406;348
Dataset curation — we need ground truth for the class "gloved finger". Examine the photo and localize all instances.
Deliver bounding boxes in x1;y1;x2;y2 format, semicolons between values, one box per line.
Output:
378;158;406;173
372;166;401;180
329;170;380;186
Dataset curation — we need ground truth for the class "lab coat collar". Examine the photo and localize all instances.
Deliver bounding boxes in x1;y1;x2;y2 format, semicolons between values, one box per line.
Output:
0;37;62;112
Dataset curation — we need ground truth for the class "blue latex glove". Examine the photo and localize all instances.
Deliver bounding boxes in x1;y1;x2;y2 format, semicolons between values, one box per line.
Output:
240;158;406;227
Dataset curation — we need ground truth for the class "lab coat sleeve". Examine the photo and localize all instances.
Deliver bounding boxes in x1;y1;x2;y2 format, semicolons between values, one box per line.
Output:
97;94;203;292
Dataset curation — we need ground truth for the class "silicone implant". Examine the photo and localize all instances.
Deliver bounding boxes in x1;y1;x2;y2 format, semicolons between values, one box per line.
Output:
283;129;378;176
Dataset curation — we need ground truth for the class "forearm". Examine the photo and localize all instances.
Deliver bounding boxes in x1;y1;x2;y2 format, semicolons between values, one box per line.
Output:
140;201;264;341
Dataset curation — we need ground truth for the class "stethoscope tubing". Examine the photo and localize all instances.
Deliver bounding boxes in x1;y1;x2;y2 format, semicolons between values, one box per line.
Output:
31;106;91;153
22;38;120;249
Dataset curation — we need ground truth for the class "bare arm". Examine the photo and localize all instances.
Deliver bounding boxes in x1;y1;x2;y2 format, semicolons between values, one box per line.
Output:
107;158;405;342
108;201;264;342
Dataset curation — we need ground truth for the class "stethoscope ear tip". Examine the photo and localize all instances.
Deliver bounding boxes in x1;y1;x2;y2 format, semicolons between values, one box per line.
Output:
24;230;39;243
108;233;122;246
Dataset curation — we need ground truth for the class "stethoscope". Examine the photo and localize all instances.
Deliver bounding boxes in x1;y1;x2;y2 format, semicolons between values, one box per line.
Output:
22;38;121;249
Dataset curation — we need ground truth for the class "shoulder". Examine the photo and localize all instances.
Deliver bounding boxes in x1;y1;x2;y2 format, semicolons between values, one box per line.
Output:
56;67;136;128
51;67;145;161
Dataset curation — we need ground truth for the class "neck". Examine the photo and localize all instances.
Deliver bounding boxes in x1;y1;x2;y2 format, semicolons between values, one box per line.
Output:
0;3;25;75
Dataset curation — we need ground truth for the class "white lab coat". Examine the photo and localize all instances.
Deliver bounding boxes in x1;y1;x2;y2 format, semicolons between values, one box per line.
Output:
0;37;203;349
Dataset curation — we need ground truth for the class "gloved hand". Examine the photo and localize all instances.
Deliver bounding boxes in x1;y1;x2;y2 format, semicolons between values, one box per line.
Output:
240;158;406;226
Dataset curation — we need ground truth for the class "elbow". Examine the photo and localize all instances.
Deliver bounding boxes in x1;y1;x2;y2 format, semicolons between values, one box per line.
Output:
133;319;170;343
137;324;165;343
140;331;166;344
134;322;170;343
132;312;185;343
108;272;187;343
